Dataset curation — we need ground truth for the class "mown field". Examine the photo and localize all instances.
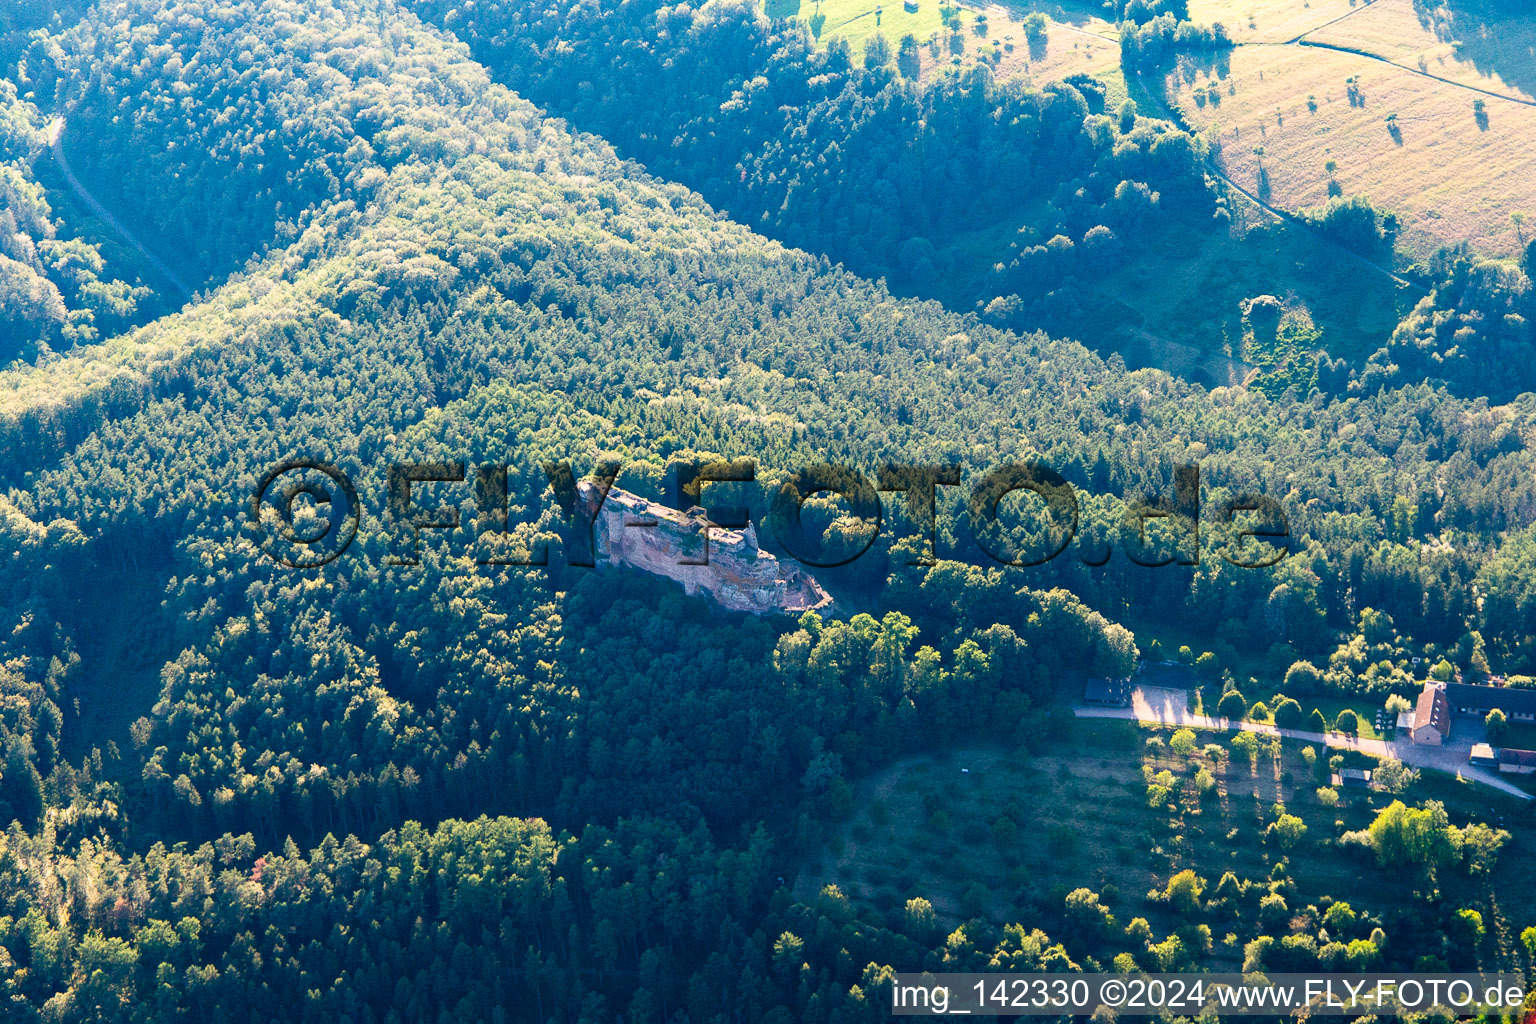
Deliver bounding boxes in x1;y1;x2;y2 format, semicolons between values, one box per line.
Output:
1166;41;1536;257
1186;0;1361;44
798;717;1536;968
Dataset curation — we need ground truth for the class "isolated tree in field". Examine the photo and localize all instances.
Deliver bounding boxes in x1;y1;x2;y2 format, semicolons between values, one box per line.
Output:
1460;822;1508;876
1452;908;1484;946
1217;689;1247;720
1334;708;1359;736
1023;12;1047;42
1308;708;1328;734
1169;728;1197;756
1231;731;1259;766
1485;708;1508;743
1268;813;1307;849
1165;869;1205;915
1323;900;1356;933
1373;758;1418;795
1248;700;1270;723
1273;698;1303;729
1258;892;1289;929
1065;888;1116;938
1194;767;1215;796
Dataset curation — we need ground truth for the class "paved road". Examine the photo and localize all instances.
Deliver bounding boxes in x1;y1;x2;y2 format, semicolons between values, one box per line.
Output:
49;116;193;301
1076;685;1533;801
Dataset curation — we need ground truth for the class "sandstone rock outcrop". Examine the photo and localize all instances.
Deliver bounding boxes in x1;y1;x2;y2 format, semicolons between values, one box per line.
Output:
578;481;832;615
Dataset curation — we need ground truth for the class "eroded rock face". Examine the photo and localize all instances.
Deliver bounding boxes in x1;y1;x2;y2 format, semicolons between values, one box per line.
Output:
578;481;832;615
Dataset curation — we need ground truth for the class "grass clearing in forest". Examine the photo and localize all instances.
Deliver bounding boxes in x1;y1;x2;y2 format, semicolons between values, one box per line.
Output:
775;0;1125;94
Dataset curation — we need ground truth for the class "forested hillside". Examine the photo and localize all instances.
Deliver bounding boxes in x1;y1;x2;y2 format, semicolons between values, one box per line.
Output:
0;0;1534;1019
409;0;1536;401
0;74;167;361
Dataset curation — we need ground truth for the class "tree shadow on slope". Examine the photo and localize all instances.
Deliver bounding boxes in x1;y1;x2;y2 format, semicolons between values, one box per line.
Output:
1419;0;1536;100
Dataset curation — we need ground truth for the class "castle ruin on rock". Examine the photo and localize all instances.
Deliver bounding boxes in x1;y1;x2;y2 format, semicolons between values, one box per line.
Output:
577;481;833;615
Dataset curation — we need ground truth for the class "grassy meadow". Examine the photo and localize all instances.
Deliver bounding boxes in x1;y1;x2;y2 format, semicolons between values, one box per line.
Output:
773;0;1127;96
1308;0;1536;103
1186;0;1361;43
1167;41;1536;257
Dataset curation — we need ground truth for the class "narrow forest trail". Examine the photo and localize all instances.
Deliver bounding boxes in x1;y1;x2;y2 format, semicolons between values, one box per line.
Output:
49;116;195;301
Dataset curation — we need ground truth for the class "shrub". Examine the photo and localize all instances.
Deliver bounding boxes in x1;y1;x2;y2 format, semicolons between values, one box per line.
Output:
1165;870;1205;915
1217;689;1247;720
1301;195;1397;254
1273;697;1304;730
1283;661;1325;696
1195;767;1216;796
